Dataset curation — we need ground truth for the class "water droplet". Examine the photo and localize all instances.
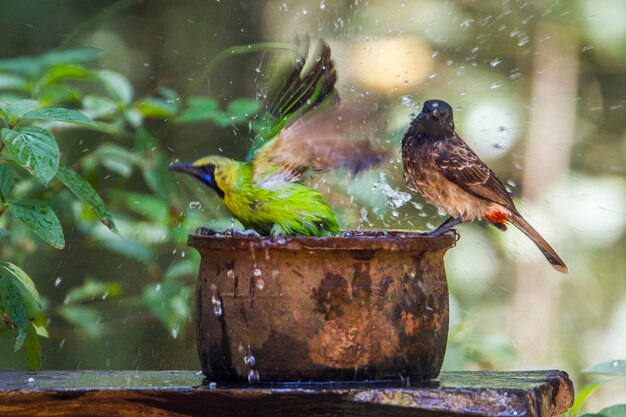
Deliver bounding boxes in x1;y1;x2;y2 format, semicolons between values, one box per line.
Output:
379;181;412;208
226;269;235;278
490;81;503;89
400;95;413;108
213;304;222;317
25;377;35;386
489;58;501;67
256;278;265;290
171;327;179;338
517;35;529;46
302;7;308;14
244;354;256;367
155;283;161;292
189;201;201;209
54;277;62;287
253;268;262;277
613;360;620;367
211;294;222;317
101;291;109;300
247;369;260;383
209;381;217;389
319;0;326;9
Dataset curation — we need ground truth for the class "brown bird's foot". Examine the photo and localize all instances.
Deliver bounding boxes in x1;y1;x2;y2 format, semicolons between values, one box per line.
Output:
421;216;462;237
196;227;262;237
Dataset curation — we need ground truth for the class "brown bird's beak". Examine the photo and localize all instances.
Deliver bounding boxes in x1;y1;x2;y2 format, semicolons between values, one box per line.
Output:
169;162;198;176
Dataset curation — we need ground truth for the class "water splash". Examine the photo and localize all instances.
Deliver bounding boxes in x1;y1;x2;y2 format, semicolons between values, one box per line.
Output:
211;293;223;317
247;369;260;383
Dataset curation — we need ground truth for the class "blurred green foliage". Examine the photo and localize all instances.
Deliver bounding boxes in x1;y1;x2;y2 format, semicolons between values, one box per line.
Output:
565;361;626;416
0;41;260;367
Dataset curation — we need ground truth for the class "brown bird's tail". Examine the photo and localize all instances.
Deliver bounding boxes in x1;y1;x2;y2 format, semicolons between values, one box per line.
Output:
509;213;568;273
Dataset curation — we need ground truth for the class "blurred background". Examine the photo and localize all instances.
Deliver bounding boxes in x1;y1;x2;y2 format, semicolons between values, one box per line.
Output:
0;0;624;411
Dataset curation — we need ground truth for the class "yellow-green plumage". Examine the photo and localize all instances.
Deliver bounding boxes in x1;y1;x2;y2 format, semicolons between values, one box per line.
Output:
192;156;339;236
171;40;384;237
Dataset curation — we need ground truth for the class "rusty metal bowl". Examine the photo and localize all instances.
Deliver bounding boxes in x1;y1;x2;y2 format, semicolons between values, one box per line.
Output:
188;230;456;383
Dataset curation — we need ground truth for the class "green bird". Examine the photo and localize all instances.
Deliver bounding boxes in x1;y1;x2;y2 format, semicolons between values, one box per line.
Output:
171;40;386;236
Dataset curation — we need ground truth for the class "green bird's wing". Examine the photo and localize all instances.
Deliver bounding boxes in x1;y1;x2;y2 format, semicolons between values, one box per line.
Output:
246;38;337;162
250;40;389;187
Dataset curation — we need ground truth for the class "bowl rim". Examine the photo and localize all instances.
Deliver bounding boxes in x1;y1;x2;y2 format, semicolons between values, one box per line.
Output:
188;229;457;252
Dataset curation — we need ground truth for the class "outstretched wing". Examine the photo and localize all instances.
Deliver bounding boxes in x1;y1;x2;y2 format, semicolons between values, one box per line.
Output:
436;134;516;210
246;38;337;162
250;39;388;188
254;105;388;183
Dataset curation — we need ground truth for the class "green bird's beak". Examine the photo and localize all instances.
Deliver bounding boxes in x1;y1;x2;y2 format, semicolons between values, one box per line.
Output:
169;162;198;176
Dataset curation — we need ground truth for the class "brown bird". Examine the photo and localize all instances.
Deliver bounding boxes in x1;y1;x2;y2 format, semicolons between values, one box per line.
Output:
401;99;567;273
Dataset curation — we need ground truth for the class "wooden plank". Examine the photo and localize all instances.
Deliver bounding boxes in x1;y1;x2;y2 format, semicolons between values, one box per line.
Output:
0;370;573;417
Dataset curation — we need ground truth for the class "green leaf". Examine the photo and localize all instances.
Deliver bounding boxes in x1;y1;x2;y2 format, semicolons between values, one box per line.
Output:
33;324;48;338
1;100;39;119
58;305;101;339
143;280;192;333
177;97;219;123
0;278;29;350
569;379;607;416
111;191;169;223
40;47;101;67
164;259;199;281
8;199;65;249
187;96;219;110
0;261;41;306
583;360;626;377
64;279;121;304
37;84;81;108
39;64;91;86
0;74;30;92
82;95;119;118
134;127;158;153
134;97;178;118
157;86;179;102
594;405;626;417
227;98;260;119
142;152;177;202
24;324;41;370
0;56;41;76
93;143;142;177
0;48;99;77
0;162;13;202
97;70;133;105
1;126;60;184
20;108;96;126
100;237;153;263
56;165;118;233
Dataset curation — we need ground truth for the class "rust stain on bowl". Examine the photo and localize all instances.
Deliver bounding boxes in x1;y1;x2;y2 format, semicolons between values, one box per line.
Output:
189;230;457;382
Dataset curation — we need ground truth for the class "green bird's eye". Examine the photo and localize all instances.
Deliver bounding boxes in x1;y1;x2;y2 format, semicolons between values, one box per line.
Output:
198;164;225;198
